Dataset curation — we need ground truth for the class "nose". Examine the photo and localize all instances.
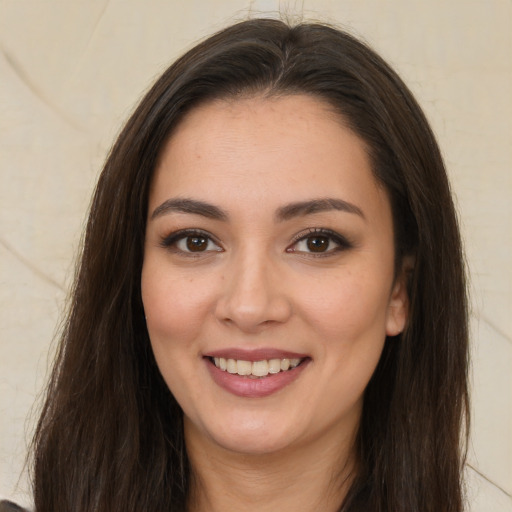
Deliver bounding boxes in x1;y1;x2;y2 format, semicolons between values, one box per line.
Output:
214;249;292;333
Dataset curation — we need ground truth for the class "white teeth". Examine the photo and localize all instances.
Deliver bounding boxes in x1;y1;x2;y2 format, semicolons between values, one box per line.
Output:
226;359;237;374
252;360;269;377
237;360;252;375
268;359;281;374
212;357;304;377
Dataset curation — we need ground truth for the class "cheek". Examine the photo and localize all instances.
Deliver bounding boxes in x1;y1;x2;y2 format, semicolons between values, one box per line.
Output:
296;272;392;417
141;265;216;351
141;264;220;407
299;270;392;345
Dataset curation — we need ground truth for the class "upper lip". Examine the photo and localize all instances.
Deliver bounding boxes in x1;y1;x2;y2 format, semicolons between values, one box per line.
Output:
204;348;309;362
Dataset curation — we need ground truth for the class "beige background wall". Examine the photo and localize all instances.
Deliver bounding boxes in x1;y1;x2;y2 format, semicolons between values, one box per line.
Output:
1;1;510;510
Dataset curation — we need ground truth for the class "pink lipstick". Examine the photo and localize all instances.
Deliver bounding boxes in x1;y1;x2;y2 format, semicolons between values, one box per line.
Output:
203;349;310;398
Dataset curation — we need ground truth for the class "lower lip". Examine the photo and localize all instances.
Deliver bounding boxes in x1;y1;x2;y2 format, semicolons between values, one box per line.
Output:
205;358;310;398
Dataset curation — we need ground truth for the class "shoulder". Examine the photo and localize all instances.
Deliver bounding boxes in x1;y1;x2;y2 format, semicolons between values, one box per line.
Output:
0;501;29;512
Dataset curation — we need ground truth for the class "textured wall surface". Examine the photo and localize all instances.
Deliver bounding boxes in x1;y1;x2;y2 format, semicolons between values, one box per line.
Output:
1;0;511;509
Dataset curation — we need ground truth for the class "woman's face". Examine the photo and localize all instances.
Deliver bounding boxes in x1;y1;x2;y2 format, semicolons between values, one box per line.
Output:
142;95;408;456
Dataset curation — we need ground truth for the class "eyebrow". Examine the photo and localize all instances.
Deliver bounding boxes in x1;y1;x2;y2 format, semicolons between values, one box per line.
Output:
151;198;228;221
150;197;364;222
276;198;365;221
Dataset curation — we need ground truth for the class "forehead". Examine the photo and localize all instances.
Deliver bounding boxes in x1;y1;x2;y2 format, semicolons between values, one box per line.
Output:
149;94;387;219
165;94;349;153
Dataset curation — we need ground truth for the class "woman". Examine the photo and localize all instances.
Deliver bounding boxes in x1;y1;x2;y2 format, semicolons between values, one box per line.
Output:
29;18;469;511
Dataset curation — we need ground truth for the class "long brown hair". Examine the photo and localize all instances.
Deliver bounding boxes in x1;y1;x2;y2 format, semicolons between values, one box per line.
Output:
31;18;469;512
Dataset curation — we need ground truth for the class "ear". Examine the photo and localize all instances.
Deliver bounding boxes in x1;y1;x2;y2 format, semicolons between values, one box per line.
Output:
385;256;414;337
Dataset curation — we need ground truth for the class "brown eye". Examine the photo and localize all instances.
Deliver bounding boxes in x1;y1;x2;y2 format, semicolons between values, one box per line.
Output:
288;229;348;256
306;236;330;252
161;230;222;254
186;235;209;252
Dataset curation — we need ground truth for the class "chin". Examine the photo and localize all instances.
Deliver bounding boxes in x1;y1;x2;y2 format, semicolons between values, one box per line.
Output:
213;430;296;456
186;410;304;457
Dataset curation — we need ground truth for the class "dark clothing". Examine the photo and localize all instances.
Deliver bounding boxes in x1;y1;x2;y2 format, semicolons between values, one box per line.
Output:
0;501;28;512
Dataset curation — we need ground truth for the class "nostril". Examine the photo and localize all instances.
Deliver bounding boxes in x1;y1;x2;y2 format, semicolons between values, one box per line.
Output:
213;272;293;331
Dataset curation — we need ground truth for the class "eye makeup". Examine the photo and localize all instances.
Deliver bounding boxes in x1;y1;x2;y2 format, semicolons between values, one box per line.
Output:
287;227;353;257
159;228;223;255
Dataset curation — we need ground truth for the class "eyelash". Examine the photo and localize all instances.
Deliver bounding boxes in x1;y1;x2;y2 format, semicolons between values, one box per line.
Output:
159;229;223;256
287;228;352;257
159;227;352;257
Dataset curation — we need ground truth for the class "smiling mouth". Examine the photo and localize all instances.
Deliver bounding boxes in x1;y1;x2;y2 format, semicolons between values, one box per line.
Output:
209;357;305;378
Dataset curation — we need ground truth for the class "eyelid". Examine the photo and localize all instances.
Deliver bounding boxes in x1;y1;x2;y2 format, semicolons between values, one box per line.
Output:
159;228;223;254
287;227;352;255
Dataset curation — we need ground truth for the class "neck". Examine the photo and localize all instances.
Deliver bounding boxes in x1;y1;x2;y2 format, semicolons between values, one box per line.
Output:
185;419;358;512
